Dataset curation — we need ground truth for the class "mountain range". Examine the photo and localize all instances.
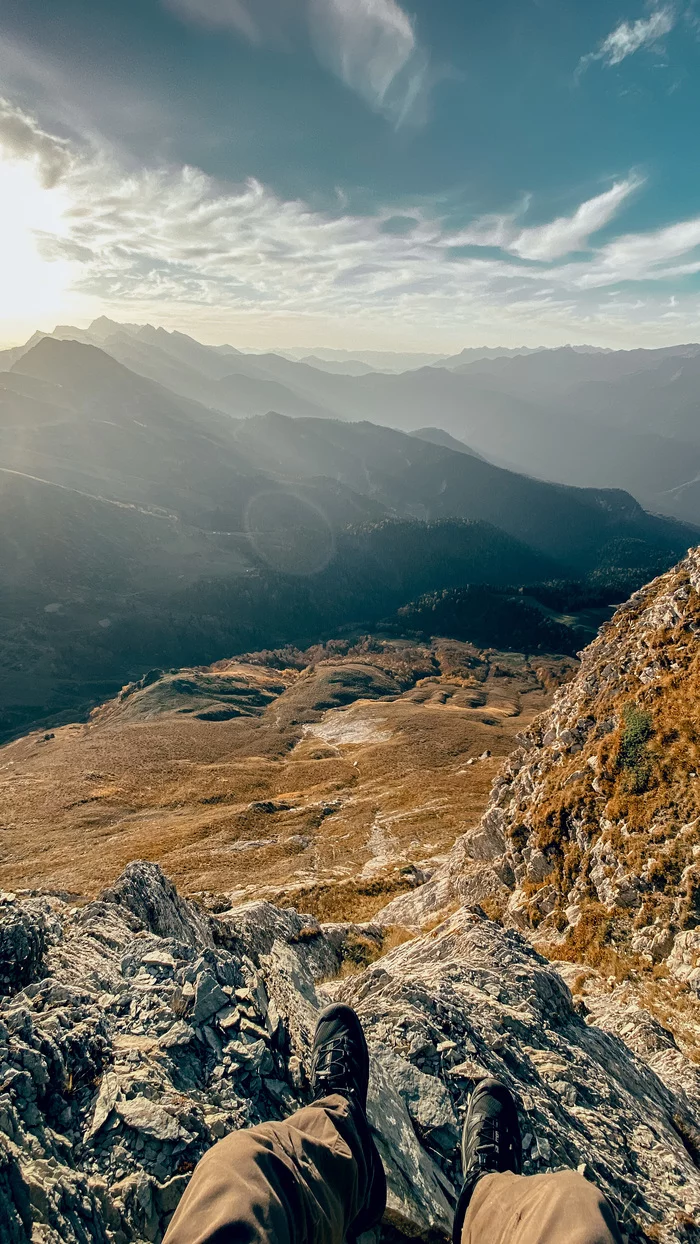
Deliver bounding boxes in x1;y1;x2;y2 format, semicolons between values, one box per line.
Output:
4;319;700;524
1;325;698;741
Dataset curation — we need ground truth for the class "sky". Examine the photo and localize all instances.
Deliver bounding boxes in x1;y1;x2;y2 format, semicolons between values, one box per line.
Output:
1;0;700;350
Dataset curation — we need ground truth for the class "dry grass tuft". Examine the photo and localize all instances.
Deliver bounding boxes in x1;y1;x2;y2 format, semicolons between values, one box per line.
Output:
270;872;418;925
321;924;415;981
479;894;507;923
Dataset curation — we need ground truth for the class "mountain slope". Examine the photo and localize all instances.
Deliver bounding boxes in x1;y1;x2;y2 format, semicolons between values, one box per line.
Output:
98;329;332;419
446;346;700;521
402;547;700;1006
232;412;696;568
409;427;484;457
2;339;377;528
6;339;694;571
568;352;700;457
457;342;700;393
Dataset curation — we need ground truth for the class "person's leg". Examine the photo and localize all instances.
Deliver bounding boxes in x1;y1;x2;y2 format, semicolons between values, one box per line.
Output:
163;1093;369;1244
461;1169;624;1244
164;1004;386;1244
453;1080;623;1244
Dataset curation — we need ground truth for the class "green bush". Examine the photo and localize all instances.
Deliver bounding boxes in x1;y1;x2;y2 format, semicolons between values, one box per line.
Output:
619;704;653;793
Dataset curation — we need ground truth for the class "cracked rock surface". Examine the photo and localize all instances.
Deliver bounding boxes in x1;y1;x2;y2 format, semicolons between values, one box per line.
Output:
1;862;700;1241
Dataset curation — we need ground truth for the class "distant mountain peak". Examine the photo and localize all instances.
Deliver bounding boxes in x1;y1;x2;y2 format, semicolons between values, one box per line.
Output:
11;335;139;389
89;316;143;342
409;426;483;459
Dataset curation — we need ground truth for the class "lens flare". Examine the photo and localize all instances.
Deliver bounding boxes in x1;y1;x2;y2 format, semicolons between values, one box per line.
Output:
244;489;335;577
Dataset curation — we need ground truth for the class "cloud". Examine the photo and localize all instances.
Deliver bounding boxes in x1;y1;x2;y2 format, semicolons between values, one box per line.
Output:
510;177;642;260
0;97;73;187
160;0;429;124
162;0;262;41
6;97;700;348
578;6;677;73
308;0;429;126
447;178;641;261
565;215;700;287
446;211;523;250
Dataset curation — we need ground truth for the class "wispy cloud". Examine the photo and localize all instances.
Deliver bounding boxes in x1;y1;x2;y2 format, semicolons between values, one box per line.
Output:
510;178;642;260
565;215;700;287
578;6;677;73
162;0;263;42
308;0;428;126
4;95;700;347
161;0;430;125
447;178;641;261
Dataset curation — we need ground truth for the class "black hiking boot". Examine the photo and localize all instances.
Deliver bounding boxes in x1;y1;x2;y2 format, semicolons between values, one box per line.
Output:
310;1003;386;1235
452;1078;522;1244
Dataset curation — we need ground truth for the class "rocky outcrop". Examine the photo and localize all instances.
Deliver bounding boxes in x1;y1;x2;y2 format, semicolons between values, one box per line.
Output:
101;863;215;949
1;862;700;1242
341;915;700;1243
409;549;700;977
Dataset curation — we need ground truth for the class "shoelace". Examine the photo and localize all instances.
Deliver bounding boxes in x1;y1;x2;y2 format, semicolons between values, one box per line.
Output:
311;1035;357;1096
467;1117;508;1171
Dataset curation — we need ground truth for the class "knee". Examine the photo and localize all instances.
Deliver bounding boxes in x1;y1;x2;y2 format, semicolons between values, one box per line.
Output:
552;1170;603;1201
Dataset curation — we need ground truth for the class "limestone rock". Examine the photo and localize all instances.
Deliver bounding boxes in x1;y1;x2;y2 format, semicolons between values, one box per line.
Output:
0;865;699;1243
340;908;700;1244
379;1051;459;1154
115;1099;186;1144
101;861;214;948
367;1054;455;1238
668;930;700;992
218;901;341;981
192;972;229;1025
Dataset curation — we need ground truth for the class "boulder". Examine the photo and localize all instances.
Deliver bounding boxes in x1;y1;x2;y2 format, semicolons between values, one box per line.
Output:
192;972;229;1025
668;930;700;992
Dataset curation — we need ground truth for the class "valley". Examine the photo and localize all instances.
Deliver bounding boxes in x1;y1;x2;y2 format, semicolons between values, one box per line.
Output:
0;638;575;908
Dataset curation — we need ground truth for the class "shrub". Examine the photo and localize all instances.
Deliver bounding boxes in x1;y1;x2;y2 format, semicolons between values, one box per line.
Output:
619;704;653;794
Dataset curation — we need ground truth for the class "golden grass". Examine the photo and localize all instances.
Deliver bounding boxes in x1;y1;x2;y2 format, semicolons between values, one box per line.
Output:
268;875;416;924
0;641;567;912
321;924;416;981
478;894;508;922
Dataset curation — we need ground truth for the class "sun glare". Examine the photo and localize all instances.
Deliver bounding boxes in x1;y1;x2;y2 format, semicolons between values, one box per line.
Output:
0;154;76;327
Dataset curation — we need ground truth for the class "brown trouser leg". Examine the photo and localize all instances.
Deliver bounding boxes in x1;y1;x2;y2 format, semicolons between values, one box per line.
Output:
163;1095;369;1244
461;1170;624;1244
